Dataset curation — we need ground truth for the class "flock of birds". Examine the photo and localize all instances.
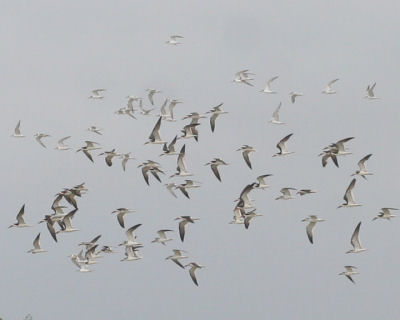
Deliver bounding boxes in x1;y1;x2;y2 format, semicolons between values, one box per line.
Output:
7;36;392;286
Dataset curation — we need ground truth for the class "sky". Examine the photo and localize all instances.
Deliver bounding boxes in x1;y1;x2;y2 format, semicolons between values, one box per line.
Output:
2;1;400;319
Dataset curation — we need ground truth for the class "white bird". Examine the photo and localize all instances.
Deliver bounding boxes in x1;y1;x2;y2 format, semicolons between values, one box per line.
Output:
120;224;142;247
9;204;30;228
237;145;256;169
121;245;143;261
166;35;184;45
120;153;135;171
346;222;366;253
87;126;103;135
168;99;182;121
373;208;399;221
70;251;92;272
12;120;25;137
322;78;339;94
174;180;201;199
185;262;205;286
146;88;161;105
175;216;199;242
269;102;285;124
145;117;166;144
255;174;272;189
57;209;79;233
339;266;358;284
297;189;317;196
152;229;173;245
99;149;120;167
243;209;262;229
165;249;188;268
138;99;154;116
365;83;379;99
76;141;101;163
159;99;175;121
207;103;227;132
27;233;46;254
89;89;106;99
273;133;294;157
170;144;193;177
34;133;51;148
289;91;303;103
112;208;135;228
79;235;102;250
165;183;178;198
139;160;164;186
261;76;279;93
327;137;354;156
160;136;179;156
351;154;373;179
275;187;297;200
205;158;229;182
230;207;245;225
178;123;200;141
301;215;324;244
236;183;257;209
55;136;71;150
233;70;254;86
337;178;361;208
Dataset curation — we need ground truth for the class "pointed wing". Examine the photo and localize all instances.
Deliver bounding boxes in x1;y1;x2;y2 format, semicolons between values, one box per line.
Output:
344;178;356;204
306;221;316;244
211;163;221;181
189;266;199;286
350;222;362;250
358;154;372;171
272;102;282;120
117;212;125;228
179;220;187;241
242;150;252;169
16;204;26;224
33;233;41;249
210;113;218;132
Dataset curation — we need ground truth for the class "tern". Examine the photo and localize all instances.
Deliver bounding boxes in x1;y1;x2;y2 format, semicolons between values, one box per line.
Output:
351;154;373;180
243;209;262;229
42;215;58;242
373;208;399;221
255;174;272;189
99;149;120;167
89;89;106;99
166;249;188;268
179;123;200;141
139;160;164;185
297;189;317;196
275;188;297;200
321;150;339;168
339;266;358;284
174;180;201;199
165;183;178;198
301;215;324;244
120;153;135;171
346;222;366;253
233;70;254;86
237;145;256;169
328;137;354;156
57;209;79;233
159;99;175;121
146;88;161;105
337;178;361;208
138;99;154;116
175;216;199;242
166;35;184;45
34;133;51;148
160;136;179;156
170;145;193;177
185;262;205;286
322;78;339;94
230;207;245;224
152;229;173;245
236;183;257;209
9;204;30;228
145;117;166;144
205;158;229;182
207;103;227;132
79;235;102;250
269;102;285;124
27;233;46;254
365;83;379;99
168;99;182;121
112;208;135;228
55;136;71;150
121;245;143;261
261;76;278;93
87;126;103;135
76;141;101;163
12;120;25;137
273;133;294;157
120;224;142;247
289;92;303;103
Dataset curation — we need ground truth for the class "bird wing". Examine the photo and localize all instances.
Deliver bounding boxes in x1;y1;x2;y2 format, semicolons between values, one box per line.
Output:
16;204;26;224
242;150;253;169
210;163;221;181
189;266;199;286
350;222;362;250
358;154;372;171
306;221;316;244
179;220;187;241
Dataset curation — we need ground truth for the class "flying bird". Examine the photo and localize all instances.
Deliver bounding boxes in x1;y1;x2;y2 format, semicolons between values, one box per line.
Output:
165;249;188;268
205;158;229;182
55;136;71;150
175;216;199;242
145;117;166;144
112;208;135;228
269;102;285;124
351;154;373;180
261;76;279;93
9;204;30;228
373;208;398;221
301;215;324;244
289;92;303;103
185;262;205;286
339;266;358;284
273;133;294;157
337;178;361;208
166;35;184;45
89;89;106;99
322;79;339;94
237;145;256;169
27;233;46;254
275;187;296;200
152;229;173;245
346;222;366;253
365;83;379;99
255;174;272;189
243;209;262;229
34;133;51;148
207;103;227;132
12;120;25;138
146;88;161;105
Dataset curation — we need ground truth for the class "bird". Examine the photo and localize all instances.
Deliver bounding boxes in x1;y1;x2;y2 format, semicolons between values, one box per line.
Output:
365;83;379;99
160;136;179;156
138;99;154;116
185;262;205;286
175;216;199;242
289;92;303;103
112;208;135;228
139;160;164;185
233;70;254;86
165;249;188;268
301;215;324;244
297;189;317;196
159;99;175;121
76;141;101;163
120;224;142;247
170;145;193;177
273;133;294;157
328;137;354;156
351;154;373;180
261;76;279;93
87;126;103;135
168;99;182;121
165;183;178;198
237;145;256;169
230;206;245;225
146;88;161;105
373;208;399;221
145;117;166;144
70;251;92;272
79;234;102;250
243;209;262;229
255;174;272;189
322;79;339;94
55;136;71;150
339;266;358;284
9;204;30;228
120;245;143;261
178;123;200;141
205;158;229;182
269;102;285;124
12;120;25;137
57;209;79;233
89;89;106;99
27;233;46;254
275;188;297;200
174;180;201;199
120;153;135;171
321;150;339;168
337;178;361;208
207;103;227;132
166;35;184;45
99;149;119;167
236;183;257;209
42;215;58;243
34;133;51;148
152;229;173;245
346;222;366;253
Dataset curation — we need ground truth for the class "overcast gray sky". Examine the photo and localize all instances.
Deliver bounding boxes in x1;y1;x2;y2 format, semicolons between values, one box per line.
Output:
2;1;400;319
